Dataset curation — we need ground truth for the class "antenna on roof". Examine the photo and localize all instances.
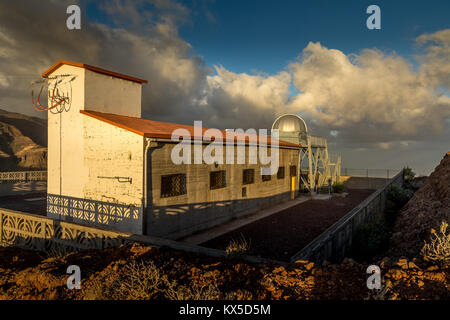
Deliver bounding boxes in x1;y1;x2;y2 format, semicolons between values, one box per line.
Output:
31;74;77;114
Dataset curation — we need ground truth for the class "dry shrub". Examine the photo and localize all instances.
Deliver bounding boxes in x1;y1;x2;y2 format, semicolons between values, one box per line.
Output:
166;283;220;300
421;221;450;264
225;234;251;257
86;260;221;300
108;260;173;300
42;246;67;260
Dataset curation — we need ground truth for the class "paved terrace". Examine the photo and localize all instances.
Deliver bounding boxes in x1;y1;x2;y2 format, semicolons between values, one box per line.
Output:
200;189;376;261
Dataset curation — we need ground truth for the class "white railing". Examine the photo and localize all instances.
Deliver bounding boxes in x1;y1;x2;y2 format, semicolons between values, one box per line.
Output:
0;171;47;184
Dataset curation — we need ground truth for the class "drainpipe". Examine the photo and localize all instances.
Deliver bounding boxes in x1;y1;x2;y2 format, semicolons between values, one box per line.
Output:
143;137;157;235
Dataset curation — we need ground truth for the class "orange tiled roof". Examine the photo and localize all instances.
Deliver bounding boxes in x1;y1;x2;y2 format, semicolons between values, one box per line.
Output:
42;60;148;84
80;110;300;148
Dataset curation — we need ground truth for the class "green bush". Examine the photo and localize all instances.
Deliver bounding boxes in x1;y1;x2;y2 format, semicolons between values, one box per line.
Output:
332;182;345;193
351;218;390;262
387;185;412;210
384;185;412;226
403;166;416;182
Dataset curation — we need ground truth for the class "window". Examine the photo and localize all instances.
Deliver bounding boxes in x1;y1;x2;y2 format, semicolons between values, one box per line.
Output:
242;169;255;185
277;167;285;179
210;170;226;190
242;187;247;197
290;165;297;177
161;174;186;198
262;173;271;182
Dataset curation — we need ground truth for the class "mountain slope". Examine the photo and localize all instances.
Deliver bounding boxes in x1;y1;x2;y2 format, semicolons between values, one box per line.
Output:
0;109;47;171
390;152;450;257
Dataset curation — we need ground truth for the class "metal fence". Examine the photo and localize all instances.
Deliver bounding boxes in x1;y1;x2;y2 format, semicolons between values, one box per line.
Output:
341;168;401;179
0;171;47;184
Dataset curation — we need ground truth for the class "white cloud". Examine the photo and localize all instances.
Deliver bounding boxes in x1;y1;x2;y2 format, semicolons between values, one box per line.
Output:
287;40;450;143
0;0;448;155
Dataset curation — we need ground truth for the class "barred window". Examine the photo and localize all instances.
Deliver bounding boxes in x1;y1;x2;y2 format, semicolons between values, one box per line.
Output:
161;174;186;198
290;165;297;177
242;169;255;185
277;167;285;179
210;170;226;190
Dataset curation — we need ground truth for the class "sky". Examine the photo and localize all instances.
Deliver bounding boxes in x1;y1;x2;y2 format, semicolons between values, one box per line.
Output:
0;0;449;175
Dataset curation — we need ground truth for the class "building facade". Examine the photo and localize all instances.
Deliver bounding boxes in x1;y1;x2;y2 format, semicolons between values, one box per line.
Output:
44;60;301;239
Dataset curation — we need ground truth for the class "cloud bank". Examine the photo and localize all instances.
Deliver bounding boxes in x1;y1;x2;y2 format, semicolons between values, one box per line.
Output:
0;0;449;155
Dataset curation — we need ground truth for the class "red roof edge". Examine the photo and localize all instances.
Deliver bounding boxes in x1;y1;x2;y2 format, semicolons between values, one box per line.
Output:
80;110;301;148
42;60;148;84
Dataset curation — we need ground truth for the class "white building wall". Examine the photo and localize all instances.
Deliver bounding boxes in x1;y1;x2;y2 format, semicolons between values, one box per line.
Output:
82;115;144;206
47;64;87;199
84;69;142;117
46;64;144;234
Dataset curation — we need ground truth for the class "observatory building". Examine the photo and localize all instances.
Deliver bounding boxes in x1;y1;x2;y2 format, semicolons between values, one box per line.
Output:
41;60;315;238
272;114;341;193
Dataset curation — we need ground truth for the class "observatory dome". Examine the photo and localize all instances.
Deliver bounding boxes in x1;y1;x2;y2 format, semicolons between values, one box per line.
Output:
272;114;307;133
271;114;308;145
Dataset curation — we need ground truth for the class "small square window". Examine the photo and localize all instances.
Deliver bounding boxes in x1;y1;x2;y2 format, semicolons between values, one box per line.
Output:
161;174;186;198
290;165;297;177
277;167;285;179
262;173;271;182
243;169;255;185
210;170;226;190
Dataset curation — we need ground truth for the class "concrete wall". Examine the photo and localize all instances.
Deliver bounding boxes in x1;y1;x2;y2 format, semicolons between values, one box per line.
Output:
147;142;300;239
291;171;404;263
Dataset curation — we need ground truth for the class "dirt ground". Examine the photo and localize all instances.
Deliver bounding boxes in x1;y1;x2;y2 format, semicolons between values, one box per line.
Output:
0;243;447;300
202;189;375;261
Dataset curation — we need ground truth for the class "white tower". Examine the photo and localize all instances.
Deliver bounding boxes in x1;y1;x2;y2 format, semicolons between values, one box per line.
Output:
42;60;147;232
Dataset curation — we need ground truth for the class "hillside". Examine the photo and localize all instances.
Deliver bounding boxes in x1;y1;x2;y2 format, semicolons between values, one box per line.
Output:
390;152;450;258
0;109;47;171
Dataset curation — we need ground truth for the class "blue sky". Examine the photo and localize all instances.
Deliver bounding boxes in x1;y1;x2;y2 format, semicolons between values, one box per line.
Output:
84;0;450;74
176;0;450;74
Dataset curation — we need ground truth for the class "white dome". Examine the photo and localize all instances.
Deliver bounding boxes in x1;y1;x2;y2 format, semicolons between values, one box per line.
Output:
272;114;307;133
